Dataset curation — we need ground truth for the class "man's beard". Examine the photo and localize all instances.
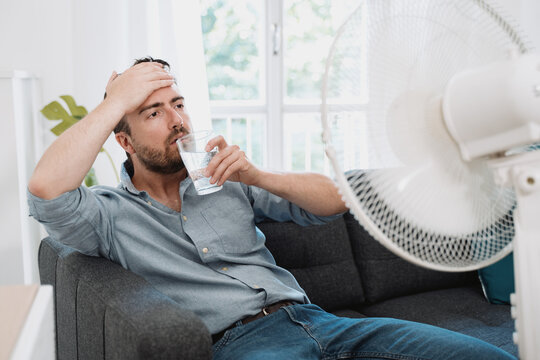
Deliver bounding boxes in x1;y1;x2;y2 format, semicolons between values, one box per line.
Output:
132;130;186;174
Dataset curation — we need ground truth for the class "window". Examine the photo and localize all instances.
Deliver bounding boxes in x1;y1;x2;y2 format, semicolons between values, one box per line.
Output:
201;0;264;102
201;0;267;167
201;0;363;173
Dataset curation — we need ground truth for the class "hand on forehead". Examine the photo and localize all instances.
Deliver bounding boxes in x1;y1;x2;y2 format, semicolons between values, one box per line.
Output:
104;62;176;115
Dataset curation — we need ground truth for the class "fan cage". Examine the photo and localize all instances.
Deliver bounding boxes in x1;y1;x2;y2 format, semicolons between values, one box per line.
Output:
321;0;533;271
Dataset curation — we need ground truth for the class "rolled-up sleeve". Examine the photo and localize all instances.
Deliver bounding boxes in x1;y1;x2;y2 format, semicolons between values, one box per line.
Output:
27;187;112;257
244;185;343;225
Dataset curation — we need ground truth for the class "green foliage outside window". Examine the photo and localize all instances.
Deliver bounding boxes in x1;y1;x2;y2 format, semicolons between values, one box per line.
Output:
201;0;261;101
285;0;334;100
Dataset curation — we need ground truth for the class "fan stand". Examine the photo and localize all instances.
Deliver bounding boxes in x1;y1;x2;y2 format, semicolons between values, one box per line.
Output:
489;150;540;360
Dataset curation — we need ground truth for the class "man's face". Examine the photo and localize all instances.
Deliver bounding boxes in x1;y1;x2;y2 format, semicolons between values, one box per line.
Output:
123;85;192;174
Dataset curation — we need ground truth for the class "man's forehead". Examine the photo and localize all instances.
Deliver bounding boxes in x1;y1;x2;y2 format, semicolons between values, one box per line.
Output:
142;84;183;105
163;83;183;98
170;83;182;97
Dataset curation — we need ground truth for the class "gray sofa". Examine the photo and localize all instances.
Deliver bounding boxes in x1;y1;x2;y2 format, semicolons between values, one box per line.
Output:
38;212;517;359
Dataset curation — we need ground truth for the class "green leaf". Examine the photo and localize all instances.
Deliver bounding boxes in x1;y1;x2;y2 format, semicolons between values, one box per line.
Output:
41;101;73;122
41;100;78;136
60;95;88;118
84;168;99;187
50;121;72;137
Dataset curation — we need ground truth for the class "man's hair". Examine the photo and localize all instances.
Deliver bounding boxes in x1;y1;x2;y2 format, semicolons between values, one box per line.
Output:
106;57;172;177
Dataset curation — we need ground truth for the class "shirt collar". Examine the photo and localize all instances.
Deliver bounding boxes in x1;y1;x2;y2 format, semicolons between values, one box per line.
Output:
120;161;145;195
119;161;193;197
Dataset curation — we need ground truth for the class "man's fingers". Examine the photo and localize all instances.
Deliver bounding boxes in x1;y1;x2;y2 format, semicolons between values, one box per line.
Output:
205;135;228;152
106;71;118;87
147;67;174;78
205;144;236;177
203;141;257;186
104;61;176;115
216;160;243;186
108;65;171;92
124;63;172;82
130;69;175;99
140;70;174;84
132;61;166;72
209;149;242;184
146;79;176;92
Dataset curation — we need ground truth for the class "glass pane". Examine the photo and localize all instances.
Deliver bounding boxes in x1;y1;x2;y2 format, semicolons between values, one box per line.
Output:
212;118;227;137
201;0;264;101
250;116;265;166
284;111;368;174
328;110;369;170
231;118;247;150
283;113;327;173
292;136;306;170
211;115;266;168
311;131;325;173
284;0;362;102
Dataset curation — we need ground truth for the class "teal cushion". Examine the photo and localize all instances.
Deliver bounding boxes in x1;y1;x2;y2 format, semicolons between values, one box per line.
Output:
478;252;515;304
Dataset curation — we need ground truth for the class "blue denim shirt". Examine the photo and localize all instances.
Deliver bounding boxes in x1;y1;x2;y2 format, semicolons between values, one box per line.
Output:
27;166;340;334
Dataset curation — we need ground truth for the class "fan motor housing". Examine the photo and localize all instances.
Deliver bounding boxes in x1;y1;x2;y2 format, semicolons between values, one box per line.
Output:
442;53;540;161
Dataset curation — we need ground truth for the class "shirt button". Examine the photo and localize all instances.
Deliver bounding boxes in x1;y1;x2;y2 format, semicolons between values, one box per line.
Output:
202;247;209;254
147;201;152;206
221;267;228;271
182;215;187;221
253;284;260;289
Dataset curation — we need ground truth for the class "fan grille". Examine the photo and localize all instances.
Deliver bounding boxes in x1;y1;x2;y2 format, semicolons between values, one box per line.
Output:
322;0;532;270
347;170;515;269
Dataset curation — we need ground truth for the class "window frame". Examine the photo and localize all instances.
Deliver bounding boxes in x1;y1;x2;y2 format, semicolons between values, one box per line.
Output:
264;0;284;169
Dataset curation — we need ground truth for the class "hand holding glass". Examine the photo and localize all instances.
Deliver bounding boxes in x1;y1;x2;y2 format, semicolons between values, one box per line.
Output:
176;130;223;195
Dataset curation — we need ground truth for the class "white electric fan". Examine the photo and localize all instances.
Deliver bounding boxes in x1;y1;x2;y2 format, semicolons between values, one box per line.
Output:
321;1;540;359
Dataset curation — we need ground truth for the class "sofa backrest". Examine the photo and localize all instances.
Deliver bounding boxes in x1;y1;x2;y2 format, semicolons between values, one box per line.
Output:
343;212;480;303
39;237;80;359
258;216;365;311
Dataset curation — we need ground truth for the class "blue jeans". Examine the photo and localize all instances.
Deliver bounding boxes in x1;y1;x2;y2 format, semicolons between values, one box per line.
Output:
212;304;515;360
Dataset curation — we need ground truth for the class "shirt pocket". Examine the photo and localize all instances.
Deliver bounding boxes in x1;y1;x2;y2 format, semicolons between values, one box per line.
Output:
200;202;259;254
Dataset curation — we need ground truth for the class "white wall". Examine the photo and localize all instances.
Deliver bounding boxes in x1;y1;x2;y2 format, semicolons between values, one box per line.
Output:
0;0;75;155
0;0;75;105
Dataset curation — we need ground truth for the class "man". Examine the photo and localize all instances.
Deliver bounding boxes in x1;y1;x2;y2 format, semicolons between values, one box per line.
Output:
28;57;514;360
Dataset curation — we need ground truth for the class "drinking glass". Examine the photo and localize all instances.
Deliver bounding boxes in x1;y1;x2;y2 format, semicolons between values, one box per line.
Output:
176;130;223;195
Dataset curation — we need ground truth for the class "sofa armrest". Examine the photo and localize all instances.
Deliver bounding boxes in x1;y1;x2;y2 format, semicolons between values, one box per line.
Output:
39;238;212;360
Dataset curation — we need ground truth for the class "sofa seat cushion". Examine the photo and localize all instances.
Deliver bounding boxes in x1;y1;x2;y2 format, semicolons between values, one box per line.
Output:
343;212;480;303
358;286;517;357
258;217;365;312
